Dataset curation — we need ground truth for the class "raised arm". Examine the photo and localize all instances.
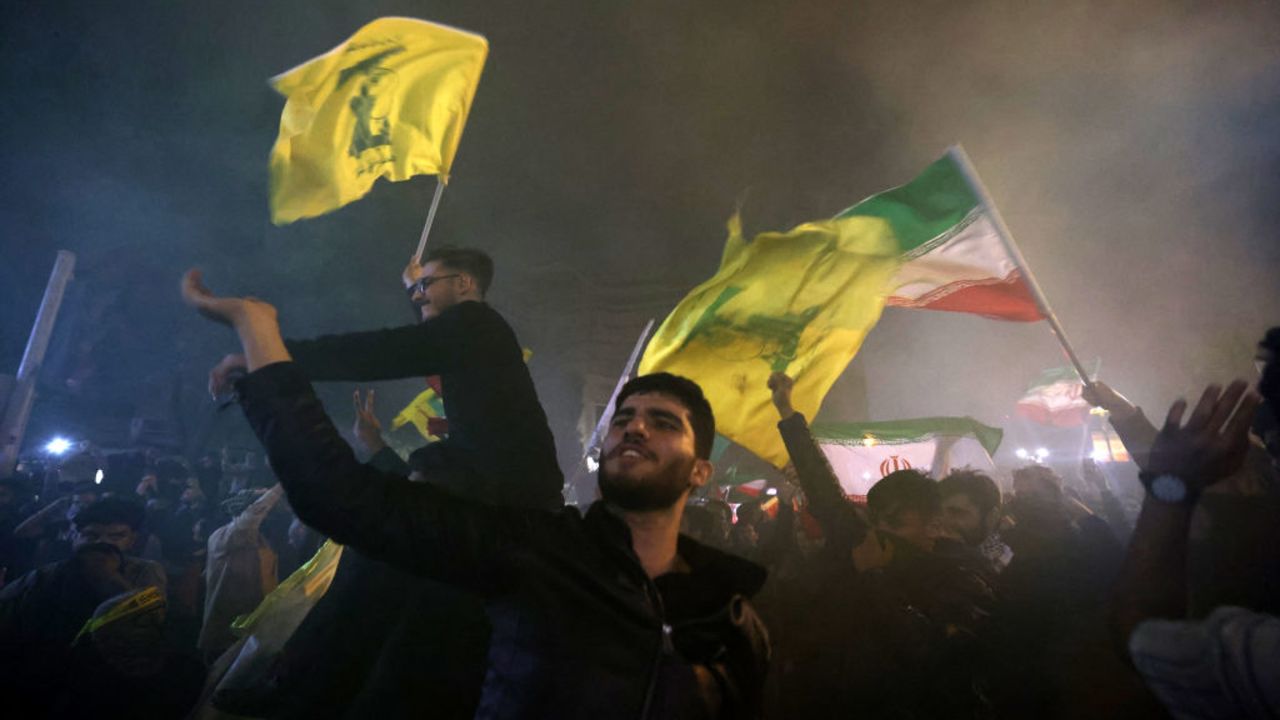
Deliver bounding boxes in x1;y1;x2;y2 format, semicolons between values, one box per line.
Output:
181;270;539;591
767;372;869;554
1111;380;1259;646
1083;381;1159;468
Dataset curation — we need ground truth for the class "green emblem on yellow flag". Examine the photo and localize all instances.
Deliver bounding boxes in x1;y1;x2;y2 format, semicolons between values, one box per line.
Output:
638;213;902;467
268;17;489;225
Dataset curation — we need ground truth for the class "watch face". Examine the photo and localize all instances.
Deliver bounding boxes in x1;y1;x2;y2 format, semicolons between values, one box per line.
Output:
1151;474;1188;503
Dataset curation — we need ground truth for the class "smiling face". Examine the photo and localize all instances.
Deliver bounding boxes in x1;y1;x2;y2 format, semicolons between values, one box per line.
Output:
409;260;467;320
597;392;711;512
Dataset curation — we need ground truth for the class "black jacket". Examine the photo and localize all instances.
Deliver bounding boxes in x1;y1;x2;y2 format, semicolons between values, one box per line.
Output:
237;362;770;720
285;300;562;509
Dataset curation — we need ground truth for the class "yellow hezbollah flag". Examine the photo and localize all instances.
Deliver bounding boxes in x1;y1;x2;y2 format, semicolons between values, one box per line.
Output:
392;385;445;441
390;350;529;441
638;214;901;467
268;17;488;224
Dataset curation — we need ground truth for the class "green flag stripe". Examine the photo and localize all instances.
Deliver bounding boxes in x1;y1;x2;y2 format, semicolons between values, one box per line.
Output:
812;416;1003;456
834;154;979;253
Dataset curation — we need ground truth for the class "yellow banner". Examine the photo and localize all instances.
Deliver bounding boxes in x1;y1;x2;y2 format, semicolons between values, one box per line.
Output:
268;17;488;224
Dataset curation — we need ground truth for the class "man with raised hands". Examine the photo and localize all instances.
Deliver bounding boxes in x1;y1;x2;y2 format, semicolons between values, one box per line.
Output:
181;270;769;719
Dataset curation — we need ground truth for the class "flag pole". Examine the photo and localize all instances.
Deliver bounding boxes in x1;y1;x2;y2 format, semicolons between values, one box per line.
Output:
414;177;446;264
947;145;1094;389
564;319;656;504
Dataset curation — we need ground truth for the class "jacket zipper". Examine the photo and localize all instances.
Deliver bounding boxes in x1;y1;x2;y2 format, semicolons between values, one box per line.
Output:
638;577;672;719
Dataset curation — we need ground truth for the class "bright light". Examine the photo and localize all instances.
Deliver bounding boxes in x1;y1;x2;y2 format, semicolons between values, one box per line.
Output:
765;487;778;496
1035;448;1050;460
94;469;105;484
1015;448;1029;460
585;456;599;473
45;437;72;455
861;435;878;448
861;471;872;480
1090;449;1110;463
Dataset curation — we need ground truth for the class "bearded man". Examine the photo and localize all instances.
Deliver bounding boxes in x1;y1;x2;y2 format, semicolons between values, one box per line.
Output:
181;270;770;720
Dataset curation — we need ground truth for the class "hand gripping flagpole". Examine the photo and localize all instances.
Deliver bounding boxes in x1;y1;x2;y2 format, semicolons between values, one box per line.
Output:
564;319;656;504
947;145;1095;390
413;177;447;264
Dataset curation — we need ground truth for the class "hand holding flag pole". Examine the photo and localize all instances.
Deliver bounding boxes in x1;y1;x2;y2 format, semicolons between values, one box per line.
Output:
947;145;1095;390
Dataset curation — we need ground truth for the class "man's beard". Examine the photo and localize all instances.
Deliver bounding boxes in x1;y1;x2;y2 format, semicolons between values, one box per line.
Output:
598;455;695;512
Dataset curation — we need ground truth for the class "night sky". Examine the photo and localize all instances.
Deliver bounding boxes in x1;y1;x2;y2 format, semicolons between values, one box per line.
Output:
3;0;1278;473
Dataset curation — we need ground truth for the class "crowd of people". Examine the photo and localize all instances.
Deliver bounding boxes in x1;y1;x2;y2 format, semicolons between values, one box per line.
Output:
0;246;1275;719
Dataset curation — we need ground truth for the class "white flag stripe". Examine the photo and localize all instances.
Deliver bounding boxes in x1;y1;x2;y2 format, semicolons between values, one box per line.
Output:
820;436;997;498
886;211;1016;302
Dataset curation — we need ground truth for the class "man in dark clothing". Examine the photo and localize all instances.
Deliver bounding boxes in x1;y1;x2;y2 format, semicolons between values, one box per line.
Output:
765;372;993;719
208;246;562;507
0;496;170;717
203;248;563;718
182;270;770;719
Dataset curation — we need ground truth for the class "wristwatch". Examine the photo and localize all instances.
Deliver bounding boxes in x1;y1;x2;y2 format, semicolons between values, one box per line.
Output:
1139;472;1197;506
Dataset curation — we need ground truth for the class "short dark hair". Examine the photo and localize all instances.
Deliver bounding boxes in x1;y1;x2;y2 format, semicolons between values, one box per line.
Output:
866;469;939;527
1012;464;1063;498
74;496;145;531
425;246;494;297
615;373;715;460
938;468;1002;519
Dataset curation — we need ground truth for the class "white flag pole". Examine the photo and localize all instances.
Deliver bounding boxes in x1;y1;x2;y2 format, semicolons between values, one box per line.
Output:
413;177;446;264
564;319;656;504
947;145;1095;389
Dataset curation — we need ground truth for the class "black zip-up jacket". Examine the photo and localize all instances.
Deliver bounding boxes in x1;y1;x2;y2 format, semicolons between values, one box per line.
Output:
284;300;562;509
237;362;770;719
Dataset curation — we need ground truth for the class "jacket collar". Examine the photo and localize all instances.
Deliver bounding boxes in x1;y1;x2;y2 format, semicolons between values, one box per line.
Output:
584;501;767;598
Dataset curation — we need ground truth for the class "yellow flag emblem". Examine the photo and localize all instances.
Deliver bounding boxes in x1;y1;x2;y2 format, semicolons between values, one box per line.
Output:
268;17;488;224
638;213;902;467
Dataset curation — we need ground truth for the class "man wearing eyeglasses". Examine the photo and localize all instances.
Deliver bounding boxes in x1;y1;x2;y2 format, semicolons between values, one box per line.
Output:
208;245;562;507
204;245;563;718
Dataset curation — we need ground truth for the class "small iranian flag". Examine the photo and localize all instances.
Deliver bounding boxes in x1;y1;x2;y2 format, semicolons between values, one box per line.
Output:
838;151;1044;322
1015;366;1092;427
812;417;1003;500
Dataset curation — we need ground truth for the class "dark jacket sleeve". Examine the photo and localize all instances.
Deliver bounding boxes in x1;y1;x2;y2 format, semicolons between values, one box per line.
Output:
777;413;868;554
367;446;410;475
236;361;544;592
284;301;499;382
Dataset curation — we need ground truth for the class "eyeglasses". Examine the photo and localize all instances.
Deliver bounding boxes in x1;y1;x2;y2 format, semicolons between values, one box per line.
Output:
406;274;461;296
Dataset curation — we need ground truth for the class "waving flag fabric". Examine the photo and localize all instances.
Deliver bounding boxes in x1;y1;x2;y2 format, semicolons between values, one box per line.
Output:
268;17;488;224
839;152;1045;322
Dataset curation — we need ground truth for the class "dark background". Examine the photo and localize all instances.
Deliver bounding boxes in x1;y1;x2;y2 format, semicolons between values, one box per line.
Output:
3;0;1278;474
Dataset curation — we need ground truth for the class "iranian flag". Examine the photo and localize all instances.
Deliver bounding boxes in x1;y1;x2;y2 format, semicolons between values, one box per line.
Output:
1015;366;1092;427
838;151;1044;322
811;417;1003;501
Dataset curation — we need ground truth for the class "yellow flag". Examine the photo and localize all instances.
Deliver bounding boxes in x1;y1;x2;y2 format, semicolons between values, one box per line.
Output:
268;17;489;224
638;213;902;467
392;385;445;441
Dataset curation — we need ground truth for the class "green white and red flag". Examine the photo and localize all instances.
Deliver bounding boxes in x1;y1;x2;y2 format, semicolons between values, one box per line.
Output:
1015;366;1093;427
838;153;1044;322
811;417;1003;501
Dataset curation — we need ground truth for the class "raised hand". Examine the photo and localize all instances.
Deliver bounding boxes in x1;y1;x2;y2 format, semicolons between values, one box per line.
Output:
767;372;796;418
181;268;290;374
181;269;261;326
209;353;248;399
402;254;426;290
1146;380;1260;491
352;389;386;455
1082;380;1139;422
